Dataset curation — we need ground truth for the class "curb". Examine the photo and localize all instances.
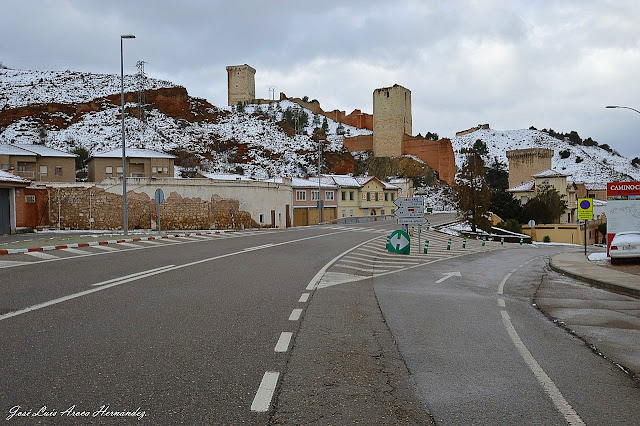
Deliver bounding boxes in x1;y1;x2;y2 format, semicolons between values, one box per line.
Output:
549;255;640;298
0;231;225;256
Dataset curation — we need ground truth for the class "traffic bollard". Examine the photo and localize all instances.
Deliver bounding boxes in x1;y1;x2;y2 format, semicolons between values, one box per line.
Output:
424;239;429;254
447;238;451;250
500;237;504;245
482;236;486;247
462;237;467;249
519;237;523;245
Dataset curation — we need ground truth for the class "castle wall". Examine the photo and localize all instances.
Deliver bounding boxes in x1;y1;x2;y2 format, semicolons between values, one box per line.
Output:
506;148;554;188
227;65;256;106
373;85;411;157
402;136;456;185
343;134;373;152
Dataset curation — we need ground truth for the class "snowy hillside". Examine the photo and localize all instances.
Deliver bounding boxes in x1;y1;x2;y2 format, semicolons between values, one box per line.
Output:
453;128;640;183
0;69;371;179
0;69;176;109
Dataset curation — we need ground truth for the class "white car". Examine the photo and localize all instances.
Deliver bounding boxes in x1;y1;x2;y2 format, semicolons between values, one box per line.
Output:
609;231;640;264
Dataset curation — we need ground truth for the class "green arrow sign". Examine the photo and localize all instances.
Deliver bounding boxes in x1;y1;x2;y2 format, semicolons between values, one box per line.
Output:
387;229;411;254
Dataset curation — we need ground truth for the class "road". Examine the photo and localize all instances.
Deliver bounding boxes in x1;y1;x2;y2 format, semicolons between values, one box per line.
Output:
2;214;638;424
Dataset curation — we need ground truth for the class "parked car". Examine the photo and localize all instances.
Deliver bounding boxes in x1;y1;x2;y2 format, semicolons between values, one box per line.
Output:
609;231;640;264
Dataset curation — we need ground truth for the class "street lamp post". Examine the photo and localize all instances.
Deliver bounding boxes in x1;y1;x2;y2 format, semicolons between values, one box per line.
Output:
606;105;640;115
121;34;135;236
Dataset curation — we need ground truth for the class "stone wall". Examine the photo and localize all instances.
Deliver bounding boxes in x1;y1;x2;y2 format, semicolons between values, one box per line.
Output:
46;185;260;231
506;148;554;189
455;123;490;137
402;136;456;185
343;134;373;152
373;85;411;157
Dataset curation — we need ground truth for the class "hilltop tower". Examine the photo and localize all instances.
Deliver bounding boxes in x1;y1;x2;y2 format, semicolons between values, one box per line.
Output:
373;84;412;157
506;148;554;188
226;64;256;106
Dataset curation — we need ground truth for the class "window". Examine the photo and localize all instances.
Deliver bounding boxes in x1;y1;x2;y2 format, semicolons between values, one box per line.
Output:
349;209;354;217
55;166;62;176
374;192;379;201
367;192;371;201
259;214;264;223
117;166;123;177
163;167;168;174
296;190;306;201
391;193;395;201
325;191;334;201
39;165;47;176
341;209;347;218
105;166;113;176
152;167;157;173
341;191;346;201
1;164;8;170
25;195;36;203
311;190;320;201
349;191;354;201
385;193;389;201
381;209;385;215
588;193;595;199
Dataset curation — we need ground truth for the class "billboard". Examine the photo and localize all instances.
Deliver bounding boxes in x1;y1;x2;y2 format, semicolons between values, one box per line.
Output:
606;181;640;255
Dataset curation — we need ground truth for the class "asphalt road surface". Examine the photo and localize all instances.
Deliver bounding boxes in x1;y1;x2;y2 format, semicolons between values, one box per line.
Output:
2;214;638;424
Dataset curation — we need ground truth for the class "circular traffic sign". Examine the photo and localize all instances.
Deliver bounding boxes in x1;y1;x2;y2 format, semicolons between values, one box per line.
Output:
579;199;591;210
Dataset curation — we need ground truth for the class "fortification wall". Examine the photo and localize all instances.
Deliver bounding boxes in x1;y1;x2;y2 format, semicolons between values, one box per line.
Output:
343;134;373;152
455;123;490;137
402;136;456;185
506;148;554;188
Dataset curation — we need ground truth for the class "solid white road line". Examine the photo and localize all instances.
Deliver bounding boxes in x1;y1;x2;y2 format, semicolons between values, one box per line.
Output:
251;371;280;412
274;332;293;352
498;298;506;308
0;260;28;268
298;293;310;303
25;251;59;260
500;310;585;425
288;308;303;321
91;265;177;287
0;264;176;322
498;272;512;295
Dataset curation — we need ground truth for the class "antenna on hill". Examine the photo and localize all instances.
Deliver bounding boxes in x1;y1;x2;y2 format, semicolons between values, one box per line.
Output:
267;85;277;101
136;60;147;122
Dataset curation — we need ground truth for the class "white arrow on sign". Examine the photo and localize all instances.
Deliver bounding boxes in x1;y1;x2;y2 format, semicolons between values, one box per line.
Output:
389;233;410;250
394;197;423;209
395;206;424;217
434;271;462;284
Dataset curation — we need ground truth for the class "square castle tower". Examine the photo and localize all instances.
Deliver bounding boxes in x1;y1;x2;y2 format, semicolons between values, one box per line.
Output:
226;64;256;106
373;84;412;157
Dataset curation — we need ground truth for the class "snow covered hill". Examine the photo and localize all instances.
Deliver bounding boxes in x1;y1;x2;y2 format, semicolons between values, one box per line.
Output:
453;128;640;183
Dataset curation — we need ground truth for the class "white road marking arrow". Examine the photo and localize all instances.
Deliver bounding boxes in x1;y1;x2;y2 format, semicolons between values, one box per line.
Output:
435;271;462;284
389;233;410;250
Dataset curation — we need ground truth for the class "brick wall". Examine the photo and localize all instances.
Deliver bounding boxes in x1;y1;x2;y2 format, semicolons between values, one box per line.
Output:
402;136;456;185
343;134;373;152
15;186;50;227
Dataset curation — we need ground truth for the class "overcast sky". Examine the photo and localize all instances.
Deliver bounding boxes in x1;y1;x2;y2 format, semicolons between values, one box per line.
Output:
2;0;639;158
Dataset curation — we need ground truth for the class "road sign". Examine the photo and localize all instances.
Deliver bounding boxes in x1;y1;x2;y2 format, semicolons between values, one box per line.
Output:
395;206;424;217
387;229;411;254
397;217;427;225
154;188;164;204
394;197;423;209
577;198;593;220
528;219;535;229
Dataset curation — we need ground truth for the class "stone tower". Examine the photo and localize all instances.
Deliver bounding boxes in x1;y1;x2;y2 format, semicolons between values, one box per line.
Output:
226;64;256;106
506;148;554;188
373;84;412;157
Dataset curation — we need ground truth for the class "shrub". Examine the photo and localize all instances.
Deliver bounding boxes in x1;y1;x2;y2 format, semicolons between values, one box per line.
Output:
575;156;583;163
559;149;570;159
543;236;551;243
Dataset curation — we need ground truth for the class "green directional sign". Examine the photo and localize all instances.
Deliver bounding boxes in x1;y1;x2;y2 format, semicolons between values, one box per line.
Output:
387;229;411;254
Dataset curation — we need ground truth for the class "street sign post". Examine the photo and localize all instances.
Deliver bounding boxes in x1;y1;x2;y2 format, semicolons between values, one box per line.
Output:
387;229;411;254
577;198;593;255
394;197;425;229
154;188;164;232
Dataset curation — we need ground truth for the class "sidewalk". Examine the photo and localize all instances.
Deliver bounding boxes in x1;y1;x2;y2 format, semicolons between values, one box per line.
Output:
550;252;640;297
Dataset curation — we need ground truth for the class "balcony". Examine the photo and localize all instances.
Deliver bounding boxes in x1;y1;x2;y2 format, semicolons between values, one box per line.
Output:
17;170;35;179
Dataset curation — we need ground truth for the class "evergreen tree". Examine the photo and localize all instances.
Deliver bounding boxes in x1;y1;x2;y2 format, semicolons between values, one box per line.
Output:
455;152;491;232
322;117;329;133
473;139;489;157
490;190;523;223
312;113;321;127
336;122;345;135
484;157;509;190
522;182;567;224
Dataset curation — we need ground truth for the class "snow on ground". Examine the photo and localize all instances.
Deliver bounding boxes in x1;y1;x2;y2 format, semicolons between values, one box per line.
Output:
588;252;609;261
453;128;640;183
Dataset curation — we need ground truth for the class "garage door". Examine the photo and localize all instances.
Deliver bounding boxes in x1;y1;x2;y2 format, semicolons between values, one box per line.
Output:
0;188;10;235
